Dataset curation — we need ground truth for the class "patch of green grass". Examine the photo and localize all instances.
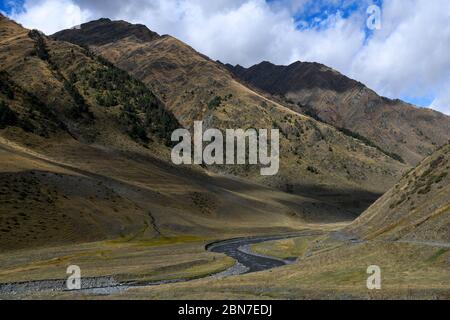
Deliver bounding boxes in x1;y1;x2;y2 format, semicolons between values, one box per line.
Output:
120;256;235;283
208;96;222;110
137;236;201;246
305;268;365;286
132;235;206;247
434;172;448;184
251;236;319;260
426;248;450;263
337;127;405;163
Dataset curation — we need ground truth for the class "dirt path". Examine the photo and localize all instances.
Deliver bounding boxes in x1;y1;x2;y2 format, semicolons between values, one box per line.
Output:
397;240;450;249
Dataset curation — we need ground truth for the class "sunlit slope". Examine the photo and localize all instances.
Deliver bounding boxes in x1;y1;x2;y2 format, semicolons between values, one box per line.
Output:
344;141;450;242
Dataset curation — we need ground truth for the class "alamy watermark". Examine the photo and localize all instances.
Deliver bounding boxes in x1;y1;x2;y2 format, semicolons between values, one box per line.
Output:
66;265;81;290
171;121;280;176
366;265;382;290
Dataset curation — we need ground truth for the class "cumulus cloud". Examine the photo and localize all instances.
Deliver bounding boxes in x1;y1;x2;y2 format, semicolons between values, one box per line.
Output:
6;0;450;115
349;0;450;113
9;0;89;33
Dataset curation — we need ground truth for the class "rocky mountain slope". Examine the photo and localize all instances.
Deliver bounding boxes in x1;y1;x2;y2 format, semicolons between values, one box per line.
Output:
343;141;450;242
53;19;409;213
225;61;450;166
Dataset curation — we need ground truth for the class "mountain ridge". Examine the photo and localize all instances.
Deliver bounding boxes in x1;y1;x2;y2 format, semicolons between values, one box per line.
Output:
225;60;450;166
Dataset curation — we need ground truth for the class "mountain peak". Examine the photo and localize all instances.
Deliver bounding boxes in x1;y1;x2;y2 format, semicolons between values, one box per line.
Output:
95;17;112;23
52;18;159;46
227;59;362;95
258;60;275;66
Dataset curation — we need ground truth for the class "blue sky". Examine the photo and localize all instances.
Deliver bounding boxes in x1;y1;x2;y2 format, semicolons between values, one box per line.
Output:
0;0;22;13
0;1;9;13
2;0;449;113
293;0;374;25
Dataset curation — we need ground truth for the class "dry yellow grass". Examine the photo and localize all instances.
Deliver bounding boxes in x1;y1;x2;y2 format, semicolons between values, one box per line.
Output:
251;235;321;260
0;236;234;285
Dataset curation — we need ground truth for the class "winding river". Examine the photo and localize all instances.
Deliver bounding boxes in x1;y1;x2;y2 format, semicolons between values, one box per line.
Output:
0;232;314;296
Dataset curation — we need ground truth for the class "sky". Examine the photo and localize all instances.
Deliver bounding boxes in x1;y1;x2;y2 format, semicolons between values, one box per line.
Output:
1;0;449;115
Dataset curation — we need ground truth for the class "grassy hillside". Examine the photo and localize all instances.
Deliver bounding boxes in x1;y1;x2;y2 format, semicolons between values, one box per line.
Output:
343;141;450;242
0;143;151;251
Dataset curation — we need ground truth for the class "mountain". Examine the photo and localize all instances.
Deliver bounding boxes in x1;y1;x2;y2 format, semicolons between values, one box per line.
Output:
0;14;357;251
224;61;450;166
52;18;160;46
53;18;409;213
1;14;448;300
0;15;179;155
343;140;450;242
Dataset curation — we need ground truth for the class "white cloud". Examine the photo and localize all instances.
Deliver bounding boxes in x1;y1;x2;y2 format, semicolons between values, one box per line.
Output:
349;0;450;114
6;0;450;115
9;0;90;33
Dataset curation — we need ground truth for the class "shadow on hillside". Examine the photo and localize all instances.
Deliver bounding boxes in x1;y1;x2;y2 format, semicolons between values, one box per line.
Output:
289;184;382;217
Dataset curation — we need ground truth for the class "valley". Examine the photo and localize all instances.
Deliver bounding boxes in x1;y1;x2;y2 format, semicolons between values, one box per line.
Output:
0;232;316;297
0;13;449;300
